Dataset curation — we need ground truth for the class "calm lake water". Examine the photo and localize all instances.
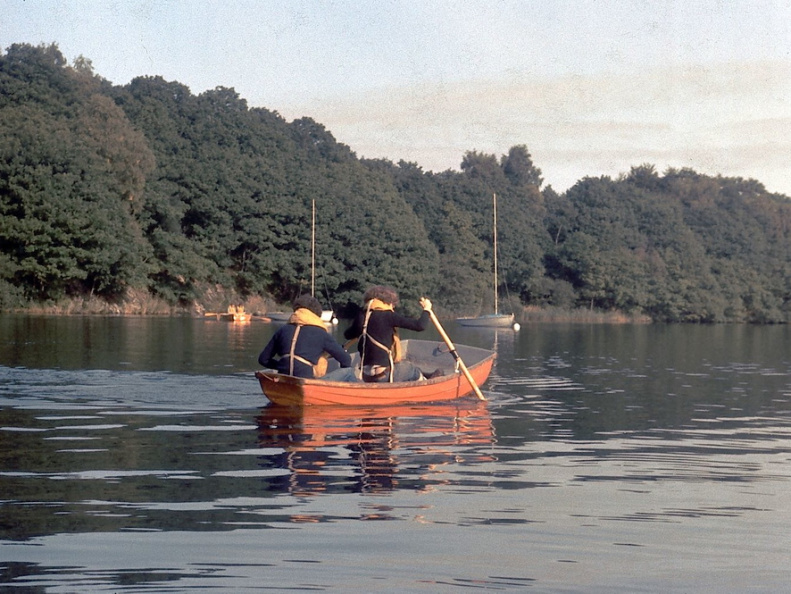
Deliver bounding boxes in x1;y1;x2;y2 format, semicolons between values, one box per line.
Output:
1;315;789;592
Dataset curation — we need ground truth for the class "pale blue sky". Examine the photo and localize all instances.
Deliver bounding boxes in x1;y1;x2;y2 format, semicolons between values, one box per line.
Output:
4;0;791;195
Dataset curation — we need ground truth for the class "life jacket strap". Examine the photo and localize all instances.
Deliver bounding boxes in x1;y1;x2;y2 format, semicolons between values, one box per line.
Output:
359;306;395;382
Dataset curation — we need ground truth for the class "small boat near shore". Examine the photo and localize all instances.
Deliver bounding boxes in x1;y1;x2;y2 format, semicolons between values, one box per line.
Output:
205;305;251;323
255;339;496;406
265;311;292;323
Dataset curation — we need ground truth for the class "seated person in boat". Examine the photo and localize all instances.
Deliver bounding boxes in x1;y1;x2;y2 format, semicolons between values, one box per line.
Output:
258;295;351;378
344;285;435;383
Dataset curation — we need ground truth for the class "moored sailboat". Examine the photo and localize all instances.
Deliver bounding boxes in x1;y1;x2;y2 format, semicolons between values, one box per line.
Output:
266;199;337;325
457;193;519;329
311;199;338;324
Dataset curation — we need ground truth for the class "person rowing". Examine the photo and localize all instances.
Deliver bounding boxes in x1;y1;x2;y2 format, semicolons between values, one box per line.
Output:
344;285;440;382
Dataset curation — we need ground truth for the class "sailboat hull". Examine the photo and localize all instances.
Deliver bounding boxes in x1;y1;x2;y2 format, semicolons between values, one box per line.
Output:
456;313;515;328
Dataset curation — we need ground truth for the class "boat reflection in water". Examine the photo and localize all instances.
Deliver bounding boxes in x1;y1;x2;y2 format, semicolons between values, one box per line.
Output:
256;400;494;497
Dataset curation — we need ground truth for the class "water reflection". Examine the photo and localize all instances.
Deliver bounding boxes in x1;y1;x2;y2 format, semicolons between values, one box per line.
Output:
256;401;494;497
0;315;281;374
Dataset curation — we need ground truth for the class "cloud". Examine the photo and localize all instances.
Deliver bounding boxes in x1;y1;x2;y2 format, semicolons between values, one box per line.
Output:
280;60;791;196
5;2;789;195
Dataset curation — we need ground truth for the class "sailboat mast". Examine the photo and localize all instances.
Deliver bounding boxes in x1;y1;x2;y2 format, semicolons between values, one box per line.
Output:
493;192;499;316
311;199;316;297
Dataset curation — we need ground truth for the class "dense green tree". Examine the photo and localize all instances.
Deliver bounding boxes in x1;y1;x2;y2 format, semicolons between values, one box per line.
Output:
1;44;154;301
502;144;543;188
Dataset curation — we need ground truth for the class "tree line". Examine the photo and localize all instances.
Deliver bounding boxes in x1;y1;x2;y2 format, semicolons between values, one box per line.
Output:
2;43;789;322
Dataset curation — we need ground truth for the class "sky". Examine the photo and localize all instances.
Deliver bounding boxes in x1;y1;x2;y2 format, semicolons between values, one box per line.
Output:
4;0;791;196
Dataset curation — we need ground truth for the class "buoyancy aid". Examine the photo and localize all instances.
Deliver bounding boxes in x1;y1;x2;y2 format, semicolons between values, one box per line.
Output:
284;308;330;377
359;299;402;382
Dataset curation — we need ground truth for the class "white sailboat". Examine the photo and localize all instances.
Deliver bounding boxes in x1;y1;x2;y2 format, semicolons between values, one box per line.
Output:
311;199;338;324
266;200;337;325
457;193;519;329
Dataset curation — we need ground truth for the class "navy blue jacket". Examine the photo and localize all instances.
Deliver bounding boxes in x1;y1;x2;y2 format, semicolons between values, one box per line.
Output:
259;324;352;378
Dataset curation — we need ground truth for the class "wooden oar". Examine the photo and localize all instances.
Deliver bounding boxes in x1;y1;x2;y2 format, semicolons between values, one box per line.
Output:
425;308;486;401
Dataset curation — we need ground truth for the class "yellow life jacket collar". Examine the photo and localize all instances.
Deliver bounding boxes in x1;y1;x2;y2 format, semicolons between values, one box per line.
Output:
366;298;395;312
289;308;327;329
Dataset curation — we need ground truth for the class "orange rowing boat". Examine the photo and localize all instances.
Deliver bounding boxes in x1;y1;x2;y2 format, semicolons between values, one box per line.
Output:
255;339;496;406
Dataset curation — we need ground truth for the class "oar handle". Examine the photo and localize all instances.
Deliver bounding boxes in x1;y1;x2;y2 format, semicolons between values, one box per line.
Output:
426;308;486;401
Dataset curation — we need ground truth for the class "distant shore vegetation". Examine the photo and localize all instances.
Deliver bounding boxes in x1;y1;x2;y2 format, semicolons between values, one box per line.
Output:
2;43;790;323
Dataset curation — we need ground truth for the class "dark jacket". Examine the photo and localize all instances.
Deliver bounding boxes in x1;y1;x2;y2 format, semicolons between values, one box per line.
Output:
259;324;352;378
344;309;429;368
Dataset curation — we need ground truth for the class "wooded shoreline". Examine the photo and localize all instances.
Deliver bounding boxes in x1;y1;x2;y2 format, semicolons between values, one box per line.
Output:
7;290;653;324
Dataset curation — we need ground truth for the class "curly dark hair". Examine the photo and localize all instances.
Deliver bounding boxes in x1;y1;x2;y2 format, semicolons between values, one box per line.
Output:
362;285;399;306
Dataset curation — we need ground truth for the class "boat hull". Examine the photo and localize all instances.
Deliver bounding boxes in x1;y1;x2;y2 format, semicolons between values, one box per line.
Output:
266;312;291;323
255;339;496;406
456;313;515;328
